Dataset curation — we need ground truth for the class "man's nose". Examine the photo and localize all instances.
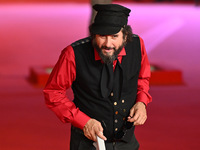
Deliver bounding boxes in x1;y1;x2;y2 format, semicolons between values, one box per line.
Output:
104;37;112;47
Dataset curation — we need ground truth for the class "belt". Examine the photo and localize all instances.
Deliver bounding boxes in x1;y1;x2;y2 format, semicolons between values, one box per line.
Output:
71;125;84;135
71;126;123;143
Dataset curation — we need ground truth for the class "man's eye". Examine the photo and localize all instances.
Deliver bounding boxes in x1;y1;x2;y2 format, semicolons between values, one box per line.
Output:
100;35;106;38
113;35;118;38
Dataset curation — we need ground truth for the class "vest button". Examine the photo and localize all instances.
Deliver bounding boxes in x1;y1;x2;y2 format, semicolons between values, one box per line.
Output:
115;111;118;115
114;102;117;106
111;92;114;96
114;119;118;123
123;117;126;121
122;99;125;103
115;128;118;131
123;109;126;112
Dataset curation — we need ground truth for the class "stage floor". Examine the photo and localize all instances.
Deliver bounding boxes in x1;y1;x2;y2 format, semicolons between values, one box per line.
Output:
0;2;200;150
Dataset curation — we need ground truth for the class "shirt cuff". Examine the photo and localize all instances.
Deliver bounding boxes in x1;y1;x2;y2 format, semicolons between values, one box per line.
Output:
71;110;91;130
136;92;152;106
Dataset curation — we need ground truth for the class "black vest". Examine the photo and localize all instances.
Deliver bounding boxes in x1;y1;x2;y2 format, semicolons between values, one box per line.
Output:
71;35;141;140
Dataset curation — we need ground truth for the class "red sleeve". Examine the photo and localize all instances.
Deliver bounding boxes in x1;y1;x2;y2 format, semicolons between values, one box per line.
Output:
136;37;152;106
43;45;90;130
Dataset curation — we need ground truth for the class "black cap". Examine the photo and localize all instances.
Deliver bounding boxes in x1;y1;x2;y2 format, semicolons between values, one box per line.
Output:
90;4;131;35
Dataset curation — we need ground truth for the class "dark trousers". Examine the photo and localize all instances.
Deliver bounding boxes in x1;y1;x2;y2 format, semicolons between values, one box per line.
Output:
70;126;139;150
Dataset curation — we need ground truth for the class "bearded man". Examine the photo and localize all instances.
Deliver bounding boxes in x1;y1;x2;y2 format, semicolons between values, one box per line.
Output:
43;4;152;150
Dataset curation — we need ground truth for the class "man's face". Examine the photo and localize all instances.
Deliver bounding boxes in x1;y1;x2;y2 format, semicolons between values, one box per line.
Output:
93;30;126;64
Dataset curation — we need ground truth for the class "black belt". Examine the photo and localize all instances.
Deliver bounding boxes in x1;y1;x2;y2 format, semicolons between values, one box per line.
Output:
71;125;84;135
71;126;123;143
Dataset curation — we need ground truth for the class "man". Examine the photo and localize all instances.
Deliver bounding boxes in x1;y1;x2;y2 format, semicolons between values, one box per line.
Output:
43;4;152;150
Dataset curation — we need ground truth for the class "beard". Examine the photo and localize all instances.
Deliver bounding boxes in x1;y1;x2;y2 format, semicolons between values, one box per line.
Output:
93;40;125;64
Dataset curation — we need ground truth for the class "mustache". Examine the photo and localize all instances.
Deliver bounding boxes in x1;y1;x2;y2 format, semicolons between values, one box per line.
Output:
101;46;115;50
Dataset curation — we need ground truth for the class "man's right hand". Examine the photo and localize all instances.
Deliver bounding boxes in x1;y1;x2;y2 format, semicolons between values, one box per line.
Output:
83;119;107;142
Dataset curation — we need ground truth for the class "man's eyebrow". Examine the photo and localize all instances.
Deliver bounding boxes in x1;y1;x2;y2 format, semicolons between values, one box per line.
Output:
113;34;119;36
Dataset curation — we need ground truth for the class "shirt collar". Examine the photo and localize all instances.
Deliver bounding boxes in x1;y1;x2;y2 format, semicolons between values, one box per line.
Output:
94;47;126;61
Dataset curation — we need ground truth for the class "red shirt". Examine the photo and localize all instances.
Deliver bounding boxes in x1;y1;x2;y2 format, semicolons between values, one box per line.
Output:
43;36;152;129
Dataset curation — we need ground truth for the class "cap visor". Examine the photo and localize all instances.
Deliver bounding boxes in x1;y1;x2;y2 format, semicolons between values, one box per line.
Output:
91;25;122;35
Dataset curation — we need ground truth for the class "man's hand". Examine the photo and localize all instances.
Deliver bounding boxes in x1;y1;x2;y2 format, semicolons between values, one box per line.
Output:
83;119;107;142
127;102;147;126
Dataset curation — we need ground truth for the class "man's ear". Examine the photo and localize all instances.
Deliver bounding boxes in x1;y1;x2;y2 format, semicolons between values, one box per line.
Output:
124;34;127;43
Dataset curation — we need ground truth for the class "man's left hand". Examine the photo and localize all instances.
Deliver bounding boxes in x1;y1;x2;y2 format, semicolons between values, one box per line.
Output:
127;102;147;126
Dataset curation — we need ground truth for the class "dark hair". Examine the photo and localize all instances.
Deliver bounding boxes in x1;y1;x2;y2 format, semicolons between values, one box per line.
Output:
89;24;133;43
122;25;133;43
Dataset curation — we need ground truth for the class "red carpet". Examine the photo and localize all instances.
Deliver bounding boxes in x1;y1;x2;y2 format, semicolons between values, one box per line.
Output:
0;2;200;150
